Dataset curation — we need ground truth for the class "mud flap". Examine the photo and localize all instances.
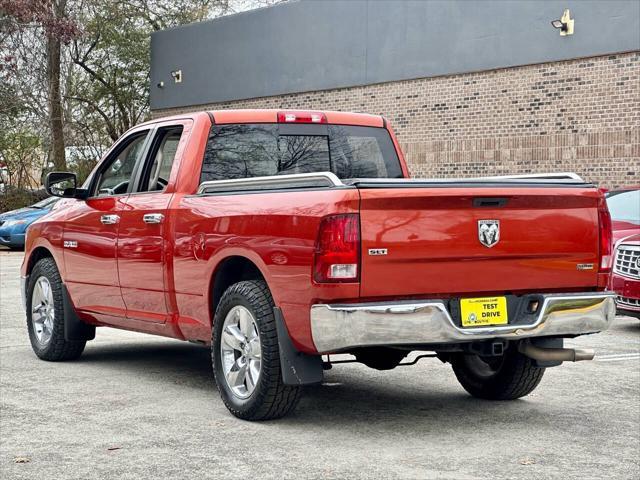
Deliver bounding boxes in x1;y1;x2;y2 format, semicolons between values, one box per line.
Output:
274;307;323;385
62;284;95;341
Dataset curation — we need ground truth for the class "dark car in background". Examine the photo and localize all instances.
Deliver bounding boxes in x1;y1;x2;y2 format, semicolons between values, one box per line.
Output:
0;197;59;250
606;187;640;318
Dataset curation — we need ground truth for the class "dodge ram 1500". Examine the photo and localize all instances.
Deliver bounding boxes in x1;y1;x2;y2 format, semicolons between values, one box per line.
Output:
22;109;615;420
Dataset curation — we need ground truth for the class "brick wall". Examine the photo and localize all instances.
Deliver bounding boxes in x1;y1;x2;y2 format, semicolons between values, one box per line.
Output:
154;51;640;188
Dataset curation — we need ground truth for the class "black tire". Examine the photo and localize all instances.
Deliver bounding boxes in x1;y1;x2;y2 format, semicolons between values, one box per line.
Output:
26;257;86;361
451;345;545;400
211;280;301;420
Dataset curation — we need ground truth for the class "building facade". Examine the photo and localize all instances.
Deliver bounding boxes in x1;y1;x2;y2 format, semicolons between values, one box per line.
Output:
151;0;640;187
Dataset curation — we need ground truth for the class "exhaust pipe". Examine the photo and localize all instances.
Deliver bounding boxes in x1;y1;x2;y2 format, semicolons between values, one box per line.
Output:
518;342;595;362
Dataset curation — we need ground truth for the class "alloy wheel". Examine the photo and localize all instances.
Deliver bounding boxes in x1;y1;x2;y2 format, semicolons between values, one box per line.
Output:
31;276;55;346
220;305;262;399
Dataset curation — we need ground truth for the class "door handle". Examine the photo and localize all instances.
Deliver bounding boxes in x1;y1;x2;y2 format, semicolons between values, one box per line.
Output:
100;214;120;225
143;213;164;224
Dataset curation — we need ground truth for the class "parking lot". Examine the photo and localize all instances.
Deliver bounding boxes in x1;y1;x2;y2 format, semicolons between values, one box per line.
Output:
1;249;638;479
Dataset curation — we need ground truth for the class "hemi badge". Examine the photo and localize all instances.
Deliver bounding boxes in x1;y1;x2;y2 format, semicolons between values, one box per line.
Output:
576;263;594;270
368;248;388;256
63;240;78;249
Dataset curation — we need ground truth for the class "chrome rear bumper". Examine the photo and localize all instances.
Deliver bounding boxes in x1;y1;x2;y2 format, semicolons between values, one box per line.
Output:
310;292;616;353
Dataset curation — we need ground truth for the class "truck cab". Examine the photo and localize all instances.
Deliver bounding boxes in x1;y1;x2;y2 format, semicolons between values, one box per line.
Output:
21;110;615;420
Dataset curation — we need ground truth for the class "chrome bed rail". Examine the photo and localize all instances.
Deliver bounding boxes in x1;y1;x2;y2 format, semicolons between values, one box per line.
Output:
196;171;588;195
347;172;588;186
197;172;344;194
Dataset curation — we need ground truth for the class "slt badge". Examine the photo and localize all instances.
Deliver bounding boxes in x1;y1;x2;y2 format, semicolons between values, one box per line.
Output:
478;219;500;248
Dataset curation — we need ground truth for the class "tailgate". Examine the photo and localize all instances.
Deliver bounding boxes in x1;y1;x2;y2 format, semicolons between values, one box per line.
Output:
358;185;600;298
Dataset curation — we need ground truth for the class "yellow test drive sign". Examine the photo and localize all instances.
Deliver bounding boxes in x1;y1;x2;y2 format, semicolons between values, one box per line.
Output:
460;296;508;327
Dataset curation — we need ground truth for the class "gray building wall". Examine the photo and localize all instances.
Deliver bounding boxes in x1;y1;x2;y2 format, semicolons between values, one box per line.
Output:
150;0;640;110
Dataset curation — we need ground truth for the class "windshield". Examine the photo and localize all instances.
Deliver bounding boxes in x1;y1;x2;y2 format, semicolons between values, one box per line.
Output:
606;189;640;224
31;197;58;209
200;124;403;183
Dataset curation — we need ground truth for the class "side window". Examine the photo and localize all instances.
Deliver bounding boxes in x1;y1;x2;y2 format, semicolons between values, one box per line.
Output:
138;126;184;192
95;132;149;196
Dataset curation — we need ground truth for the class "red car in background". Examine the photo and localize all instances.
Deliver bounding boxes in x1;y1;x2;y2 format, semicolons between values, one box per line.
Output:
606;187;640;318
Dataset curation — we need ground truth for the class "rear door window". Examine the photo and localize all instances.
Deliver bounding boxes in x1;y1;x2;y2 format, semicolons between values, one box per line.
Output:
136;126;184;192
200;123;402;183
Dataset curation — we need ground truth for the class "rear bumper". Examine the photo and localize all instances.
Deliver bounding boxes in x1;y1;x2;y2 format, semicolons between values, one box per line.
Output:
617;307;640;319
616;296;640;319
611;272;640;318
310;292;616;353
611;272;640;314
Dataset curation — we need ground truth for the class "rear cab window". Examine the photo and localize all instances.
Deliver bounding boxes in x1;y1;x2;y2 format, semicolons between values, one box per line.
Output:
200;123;402;183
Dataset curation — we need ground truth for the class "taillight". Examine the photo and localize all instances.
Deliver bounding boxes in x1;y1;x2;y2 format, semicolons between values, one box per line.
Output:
277;110;327;124
313;214;360;283
598;196;613;272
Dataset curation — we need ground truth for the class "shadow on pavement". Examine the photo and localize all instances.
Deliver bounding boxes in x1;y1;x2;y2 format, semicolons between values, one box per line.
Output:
616;318;640;332
287;370;551;429
80;340;215;388
75;338;555;429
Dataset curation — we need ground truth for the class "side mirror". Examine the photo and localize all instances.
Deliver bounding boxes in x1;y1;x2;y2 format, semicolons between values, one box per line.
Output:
45;172;88;199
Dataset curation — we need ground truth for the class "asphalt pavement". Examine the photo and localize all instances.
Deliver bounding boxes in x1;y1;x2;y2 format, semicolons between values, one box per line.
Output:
1;250;639;479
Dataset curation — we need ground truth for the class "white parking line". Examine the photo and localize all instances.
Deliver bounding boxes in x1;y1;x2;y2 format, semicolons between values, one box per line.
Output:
596;353;640;362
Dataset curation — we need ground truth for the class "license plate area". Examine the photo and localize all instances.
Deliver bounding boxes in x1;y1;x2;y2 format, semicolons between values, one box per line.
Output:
460;296;508;327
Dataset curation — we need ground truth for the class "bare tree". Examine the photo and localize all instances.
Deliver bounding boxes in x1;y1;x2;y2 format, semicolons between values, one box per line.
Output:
46;0;67;170
1;0;286;203
1;0;81;170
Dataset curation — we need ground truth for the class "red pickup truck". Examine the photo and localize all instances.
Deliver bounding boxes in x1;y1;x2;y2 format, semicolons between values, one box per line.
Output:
22;109;615;420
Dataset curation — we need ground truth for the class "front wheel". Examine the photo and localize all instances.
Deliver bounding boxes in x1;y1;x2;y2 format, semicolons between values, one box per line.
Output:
211;280;301;420
450;346;545;400
26;257;86;361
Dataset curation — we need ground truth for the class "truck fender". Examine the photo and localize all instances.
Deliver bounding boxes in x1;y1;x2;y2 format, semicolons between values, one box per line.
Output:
274;307;323;385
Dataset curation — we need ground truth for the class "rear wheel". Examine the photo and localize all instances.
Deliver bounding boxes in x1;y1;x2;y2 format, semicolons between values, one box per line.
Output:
211;280;301;420
450;346;545;400
26;258;86;361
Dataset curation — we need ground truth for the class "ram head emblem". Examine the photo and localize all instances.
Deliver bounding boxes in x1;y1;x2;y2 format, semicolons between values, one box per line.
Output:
478;220;500;248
